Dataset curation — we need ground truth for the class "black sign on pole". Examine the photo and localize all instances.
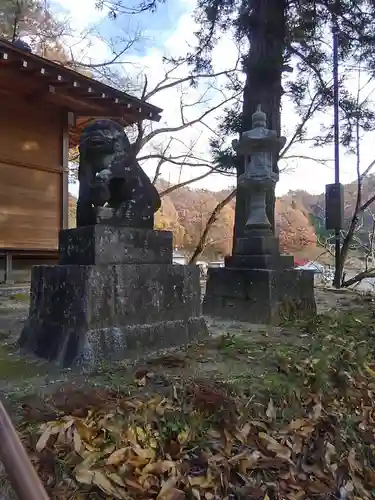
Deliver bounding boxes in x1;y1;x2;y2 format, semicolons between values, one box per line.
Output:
325;183;344;230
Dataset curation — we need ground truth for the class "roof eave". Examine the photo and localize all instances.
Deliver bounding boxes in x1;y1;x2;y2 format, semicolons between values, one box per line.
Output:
0;38;163;122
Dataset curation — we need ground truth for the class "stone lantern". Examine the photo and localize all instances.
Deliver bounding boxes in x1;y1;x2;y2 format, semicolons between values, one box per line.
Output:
232;105;286;231
202;105;316;324
227;106;290;267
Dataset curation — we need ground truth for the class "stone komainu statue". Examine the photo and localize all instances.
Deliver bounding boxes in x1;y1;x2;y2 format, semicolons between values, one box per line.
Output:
76;119;161;228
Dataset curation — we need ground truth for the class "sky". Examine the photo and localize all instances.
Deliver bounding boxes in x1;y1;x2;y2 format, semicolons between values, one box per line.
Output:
52;0;375;199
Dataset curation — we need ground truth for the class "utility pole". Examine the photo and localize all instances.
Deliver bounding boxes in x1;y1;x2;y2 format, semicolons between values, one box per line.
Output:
333;19;341;288
325;0;344;288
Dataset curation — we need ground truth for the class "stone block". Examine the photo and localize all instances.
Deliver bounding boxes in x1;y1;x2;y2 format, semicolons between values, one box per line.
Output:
204;267;275;300
225;254;294;270
279;255;295;269
235;231;280;255
59;226;173;265
19;262;207;368
95;206;155;229
203;267;316;324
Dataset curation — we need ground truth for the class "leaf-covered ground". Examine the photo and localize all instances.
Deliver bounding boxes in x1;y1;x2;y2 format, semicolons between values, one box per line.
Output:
0;288;375;499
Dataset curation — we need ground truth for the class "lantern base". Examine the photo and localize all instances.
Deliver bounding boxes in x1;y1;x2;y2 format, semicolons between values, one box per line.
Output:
203;229;315;325
203;267;316;325
225;254;294;270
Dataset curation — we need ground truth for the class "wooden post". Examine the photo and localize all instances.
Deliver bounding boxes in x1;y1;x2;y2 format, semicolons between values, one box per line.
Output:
61;111;71;230
0;400;49;500
4;252;14;285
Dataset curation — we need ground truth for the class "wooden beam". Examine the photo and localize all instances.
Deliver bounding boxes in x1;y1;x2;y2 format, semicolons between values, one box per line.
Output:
0;65;45;94
63;83;110;102
26;84;56;103
46;88;113;113
43;77;160;121
68;111;75;127
0;39;162;119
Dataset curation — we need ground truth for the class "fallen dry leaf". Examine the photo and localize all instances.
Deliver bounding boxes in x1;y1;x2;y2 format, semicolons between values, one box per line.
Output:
157;477;185;500
35;424;60;452
258;432;292;461
24;309;375;500
266;399;277;421
106;447;128;466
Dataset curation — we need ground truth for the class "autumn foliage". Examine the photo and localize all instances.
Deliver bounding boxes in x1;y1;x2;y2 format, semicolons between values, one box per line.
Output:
69;181;320;259
276;198;317;255
154;181;235;259
154;182;318;259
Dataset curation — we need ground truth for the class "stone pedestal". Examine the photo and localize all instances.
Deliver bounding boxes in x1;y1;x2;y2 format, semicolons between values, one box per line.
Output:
19;226;207;368
203;228;316;324
203;266;316;324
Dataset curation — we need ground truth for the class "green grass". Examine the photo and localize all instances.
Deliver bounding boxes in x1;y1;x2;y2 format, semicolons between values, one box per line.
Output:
10;292;30;302
0;344;45;379
215;307;375;410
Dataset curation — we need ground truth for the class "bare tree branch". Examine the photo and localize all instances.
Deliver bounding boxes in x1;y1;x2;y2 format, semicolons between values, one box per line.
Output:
338;68;364;285
64;33;141;69
280;91;324;160
360;193;375;213
342;269;375;287
97;0;163;16
159;169;217;197
151;137;173;184
360;157;375;180
188;189;236;264
139;152;210;165
281;155;333;166
141;154;213;169
139;90;242;150
145;64;240;101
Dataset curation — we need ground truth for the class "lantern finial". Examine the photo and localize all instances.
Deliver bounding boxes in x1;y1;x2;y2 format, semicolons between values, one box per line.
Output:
252;104;267;128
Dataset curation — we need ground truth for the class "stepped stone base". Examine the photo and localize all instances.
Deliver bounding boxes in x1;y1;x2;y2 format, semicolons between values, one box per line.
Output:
203;228;316;324
203;266;316;325
19;226;208;368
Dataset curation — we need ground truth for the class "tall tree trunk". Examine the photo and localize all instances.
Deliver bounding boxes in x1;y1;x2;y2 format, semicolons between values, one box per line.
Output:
233;0;287;252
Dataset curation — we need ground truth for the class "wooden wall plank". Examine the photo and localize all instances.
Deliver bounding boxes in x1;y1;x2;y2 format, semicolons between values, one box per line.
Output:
0;161;61;250
0;96;61;170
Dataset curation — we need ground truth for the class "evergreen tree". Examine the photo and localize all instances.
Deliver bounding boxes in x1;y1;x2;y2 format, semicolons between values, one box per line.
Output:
104;1;375;245
188;0;375;243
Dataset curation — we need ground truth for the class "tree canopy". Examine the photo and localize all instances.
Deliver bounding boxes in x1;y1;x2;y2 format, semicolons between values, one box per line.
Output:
185;0;375;163
106;0;375;163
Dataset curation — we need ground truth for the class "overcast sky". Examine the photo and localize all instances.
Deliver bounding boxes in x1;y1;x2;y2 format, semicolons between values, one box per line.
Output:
53;0;375;198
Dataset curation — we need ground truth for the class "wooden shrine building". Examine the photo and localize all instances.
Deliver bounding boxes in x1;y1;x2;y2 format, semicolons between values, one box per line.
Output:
0;38;162;284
